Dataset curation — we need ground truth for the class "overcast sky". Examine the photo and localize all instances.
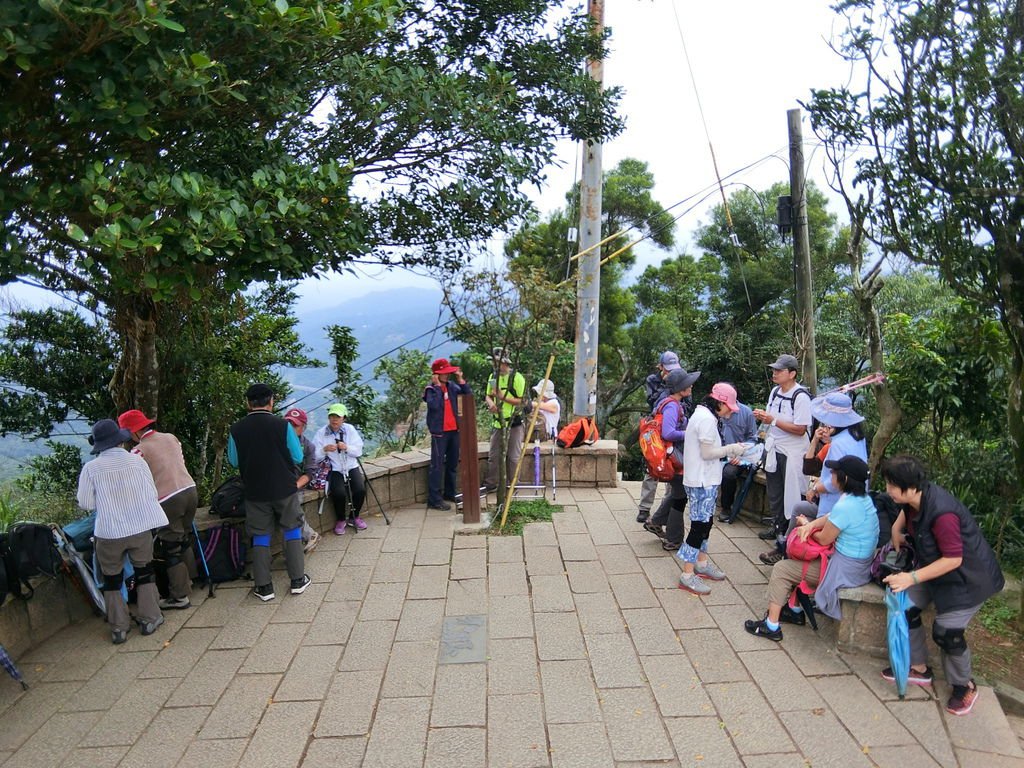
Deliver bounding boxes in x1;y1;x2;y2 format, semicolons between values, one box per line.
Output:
302;0;857;307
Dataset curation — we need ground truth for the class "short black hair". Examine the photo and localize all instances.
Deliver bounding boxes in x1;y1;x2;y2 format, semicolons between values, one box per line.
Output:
880;454;928;492
833;470;867;497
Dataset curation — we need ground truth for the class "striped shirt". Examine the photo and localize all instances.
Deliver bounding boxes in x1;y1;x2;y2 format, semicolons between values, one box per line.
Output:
77;447;169;539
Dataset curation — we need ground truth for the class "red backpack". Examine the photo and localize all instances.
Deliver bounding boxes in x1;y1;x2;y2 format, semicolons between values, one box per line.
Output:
556;417;599;449
785;528;835;627
638;400;678;482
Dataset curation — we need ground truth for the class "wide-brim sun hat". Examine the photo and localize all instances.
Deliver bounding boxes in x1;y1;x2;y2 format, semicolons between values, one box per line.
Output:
811;392;864;428
118;409;155;433
665;367;701;394
532;379;556;399
89;418;131;454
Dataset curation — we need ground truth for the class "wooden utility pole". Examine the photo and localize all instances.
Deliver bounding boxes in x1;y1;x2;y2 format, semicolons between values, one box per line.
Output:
787;108;818;393
573;0;604;418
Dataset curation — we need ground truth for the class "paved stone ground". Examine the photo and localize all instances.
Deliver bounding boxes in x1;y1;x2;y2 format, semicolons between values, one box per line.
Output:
1;482;1022;768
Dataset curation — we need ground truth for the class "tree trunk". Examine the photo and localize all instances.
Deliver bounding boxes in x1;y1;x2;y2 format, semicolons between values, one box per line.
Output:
108;296;160;416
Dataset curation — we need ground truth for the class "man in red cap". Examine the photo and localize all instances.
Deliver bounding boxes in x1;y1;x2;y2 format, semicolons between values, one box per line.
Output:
282;407;321;553
423;358;471;510
117;409;199;610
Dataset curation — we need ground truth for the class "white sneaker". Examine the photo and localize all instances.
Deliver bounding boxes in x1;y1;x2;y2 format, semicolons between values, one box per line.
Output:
304;530;321;553
678;573;712;595
695;561;726;581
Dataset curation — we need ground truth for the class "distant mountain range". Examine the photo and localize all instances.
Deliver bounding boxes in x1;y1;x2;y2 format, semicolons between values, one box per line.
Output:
279;285;462;418
0;285;462;481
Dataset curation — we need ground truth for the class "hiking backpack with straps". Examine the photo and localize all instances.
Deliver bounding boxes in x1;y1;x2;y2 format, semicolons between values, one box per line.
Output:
209;476;246;518
556;417;599;449
767;384;812;436
638;399;678;482
196;523;247;582
1;522;61;602
784;527;834;629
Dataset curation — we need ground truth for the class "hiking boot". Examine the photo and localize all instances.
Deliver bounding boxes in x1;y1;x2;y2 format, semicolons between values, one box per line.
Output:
882;665;934;686
643;520;666;539
427;501;451;511
138;615;165;636
254;583;275;602
744;618;783;642
759;549;785;566
779;604;806;626
290;574;312;595
758;528;777;540
304;530;321;554
349;516;368;531
946;680;979;715
333;520;347;535
695;561;726;581
158;596;191;611
636;509;650;523
111;627;130;645
678;573;712;595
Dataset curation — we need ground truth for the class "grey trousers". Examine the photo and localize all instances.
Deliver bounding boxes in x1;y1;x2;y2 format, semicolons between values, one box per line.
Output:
638;473;659;513
486;424;525;488
905;584;981;687
95;531;161;633
246;495;305;587
157;487;198;600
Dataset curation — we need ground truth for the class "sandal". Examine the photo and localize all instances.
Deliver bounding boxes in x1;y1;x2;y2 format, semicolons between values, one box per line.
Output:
662;540;682;551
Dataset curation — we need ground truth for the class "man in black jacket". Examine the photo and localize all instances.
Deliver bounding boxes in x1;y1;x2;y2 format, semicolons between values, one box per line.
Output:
228;383;310;601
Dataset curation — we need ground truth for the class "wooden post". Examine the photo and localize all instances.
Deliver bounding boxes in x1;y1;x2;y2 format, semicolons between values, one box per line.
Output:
458;393;480;523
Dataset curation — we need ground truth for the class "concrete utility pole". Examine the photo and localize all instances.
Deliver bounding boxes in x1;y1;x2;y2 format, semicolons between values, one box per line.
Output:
573;0;604;418
787;108;818;393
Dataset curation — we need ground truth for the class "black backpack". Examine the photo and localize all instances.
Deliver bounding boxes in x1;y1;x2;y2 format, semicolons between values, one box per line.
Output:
2;523;61;601
196;523;247;583
210;476;246;518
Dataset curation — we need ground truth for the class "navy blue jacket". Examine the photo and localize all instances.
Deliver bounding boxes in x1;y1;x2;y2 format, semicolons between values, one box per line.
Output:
424;379;472;436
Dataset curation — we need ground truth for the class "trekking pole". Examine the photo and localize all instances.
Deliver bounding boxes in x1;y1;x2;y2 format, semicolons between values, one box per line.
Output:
550;428;557;500
356;455;391;525
192;521;216;598
820;372;885;396
533;437;541;496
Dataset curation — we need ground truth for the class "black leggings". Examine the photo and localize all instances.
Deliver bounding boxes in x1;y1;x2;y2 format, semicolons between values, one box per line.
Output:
329;468;366;519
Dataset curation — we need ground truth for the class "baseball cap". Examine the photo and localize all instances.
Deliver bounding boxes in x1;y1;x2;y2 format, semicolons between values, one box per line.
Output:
431;358;458;375
327;403;348;418
768;354;799;371
284;407;307;426
710;382;740;413
824;455;869;483
659;351;681;371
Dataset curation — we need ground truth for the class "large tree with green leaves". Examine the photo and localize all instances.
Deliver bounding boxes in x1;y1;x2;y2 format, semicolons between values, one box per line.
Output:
0;0;621;416
807;0;1024;503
